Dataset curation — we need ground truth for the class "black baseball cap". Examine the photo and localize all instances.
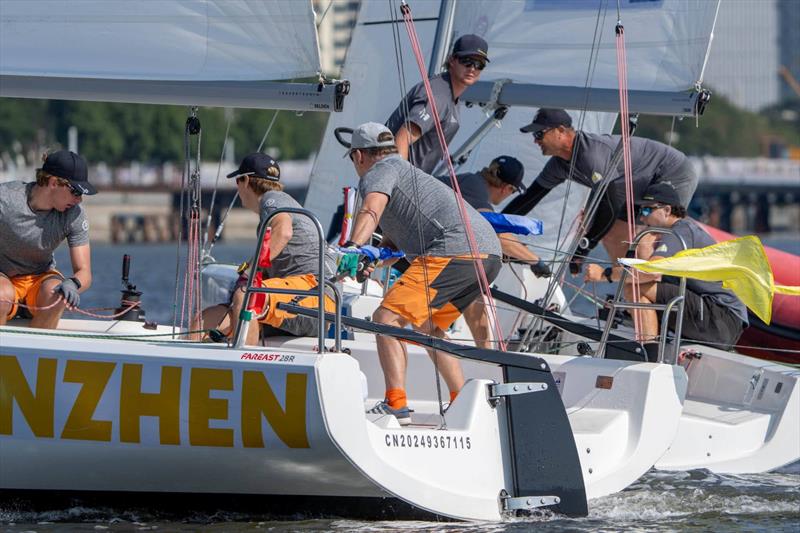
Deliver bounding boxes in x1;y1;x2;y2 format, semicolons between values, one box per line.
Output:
520;108;573;134
489;156;526;192
227;153;280;181
39;150;96;195
452;34;490;62
636;182;681;207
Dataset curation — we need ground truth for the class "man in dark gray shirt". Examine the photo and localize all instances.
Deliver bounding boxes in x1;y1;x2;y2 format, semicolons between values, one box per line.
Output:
199;153;336;344
386;34;489;174
0;150;96;329
585;182;747;358
437;155;551;278
503;108;698;272
338;122;502;425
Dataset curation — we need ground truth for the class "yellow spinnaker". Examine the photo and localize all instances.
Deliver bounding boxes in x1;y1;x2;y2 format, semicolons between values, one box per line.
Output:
623;235;800;324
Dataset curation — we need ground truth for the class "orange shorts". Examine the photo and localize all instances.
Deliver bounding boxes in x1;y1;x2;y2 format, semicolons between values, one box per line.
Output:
2;270;62;320
256;273;335;336
380;256;502;331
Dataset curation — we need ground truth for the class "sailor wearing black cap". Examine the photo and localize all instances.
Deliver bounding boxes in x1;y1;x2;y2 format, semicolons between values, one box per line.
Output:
386;34;490;174
197;153;337;344
584;182;747;359
503;108;698;271
437;155;551;279
0;150;97;329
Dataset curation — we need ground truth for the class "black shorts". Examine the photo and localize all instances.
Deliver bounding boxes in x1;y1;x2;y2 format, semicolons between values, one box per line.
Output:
656;282;744;350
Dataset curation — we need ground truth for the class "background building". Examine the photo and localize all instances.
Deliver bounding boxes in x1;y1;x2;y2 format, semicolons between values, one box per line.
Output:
314;0;362;76
778;0;800;103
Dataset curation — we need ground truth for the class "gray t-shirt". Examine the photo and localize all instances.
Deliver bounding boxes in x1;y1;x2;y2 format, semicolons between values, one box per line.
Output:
437;172;493;212
385;73;460;175
535;131;695;206
0;181;89;278
359;155;501;258
655;218;749;325
259;191;336;280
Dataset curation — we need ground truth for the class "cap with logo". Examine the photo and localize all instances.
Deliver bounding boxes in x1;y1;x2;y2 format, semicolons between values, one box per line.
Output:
636;182;681;206
489;155;526;192
227;153;281;181
520;108;573;134
39;150;96;195
452;34;490;62
334;122;396;157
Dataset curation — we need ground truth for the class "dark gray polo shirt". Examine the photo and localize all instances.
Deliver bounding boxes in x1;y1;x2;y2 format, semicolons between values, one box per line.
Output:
437;172;493;212
385;73;460;175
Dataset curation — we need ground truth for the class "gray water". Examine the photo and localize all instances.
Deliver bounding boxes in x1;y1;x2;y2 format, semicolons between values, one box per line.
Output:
1;240;797;531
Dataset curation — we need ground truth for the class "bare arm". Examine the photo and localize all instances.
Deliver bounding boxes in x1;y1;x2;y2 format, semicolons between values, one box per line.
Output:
394;123;422;161
68;243;92;291
349;192;389;246
267;212;293;261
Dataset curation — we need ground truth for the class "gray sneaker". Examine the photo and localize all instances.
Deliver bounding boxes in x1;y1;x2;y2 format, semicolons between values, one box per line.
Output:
367;401;412;426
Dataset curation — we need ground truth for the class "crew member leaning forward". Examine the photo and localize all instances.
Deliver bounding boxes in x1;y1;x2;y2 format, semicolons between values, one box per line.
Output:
503;108;698;270
386;34;490;174
199;153;336;345
585;182;748;360
437;155;551;348
340;122;502;425
0;150;96;329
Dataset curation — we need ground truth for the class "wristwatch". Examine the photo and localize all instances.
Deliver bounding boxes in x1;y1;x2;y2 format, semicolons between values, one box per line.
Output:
603;267;613;283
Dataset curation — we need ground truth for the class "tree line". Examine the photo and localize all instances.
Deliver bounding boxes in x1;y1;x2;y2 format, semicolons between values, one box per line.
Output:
1;92;798;169
0;99;328;167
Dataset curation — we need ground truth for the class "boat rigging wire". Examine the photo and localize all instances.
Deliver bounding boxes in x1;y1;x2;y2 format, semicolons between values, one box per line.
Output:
399;0;506;352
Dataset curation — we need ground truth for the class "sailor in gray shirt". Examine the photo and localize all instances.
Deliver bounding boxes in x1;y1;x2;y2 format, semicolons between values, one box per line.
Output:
0;150;96;329
386;34;489;174
338;122;501;425
197;153;336;344
585;183;747;359
503;108;698;270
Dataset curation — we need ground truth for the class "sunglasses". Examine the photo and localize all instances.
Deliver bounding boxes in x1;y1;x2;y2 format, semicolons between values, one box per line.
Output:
457;57;486;71
348;149;359;162
638;205;662;217
533;128;553;141
60;182;83;197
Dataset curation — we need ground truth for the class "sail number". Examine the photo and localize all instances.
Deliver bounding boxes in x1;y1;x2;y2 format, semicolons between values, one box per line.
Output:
385;433;471;450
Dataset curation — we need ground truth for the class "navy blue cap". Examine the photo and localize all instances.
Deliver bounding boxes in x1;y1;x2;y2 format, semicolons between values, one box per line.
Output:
452;34;490;62
227;153;280;181
636;182;682;206
39;150;96;195
490;156;526;192
520;108;573;133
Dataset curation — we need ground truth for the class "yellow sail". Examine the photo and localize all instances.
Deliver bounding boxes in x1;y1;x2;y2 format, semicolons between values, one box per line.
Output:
627;235;800;324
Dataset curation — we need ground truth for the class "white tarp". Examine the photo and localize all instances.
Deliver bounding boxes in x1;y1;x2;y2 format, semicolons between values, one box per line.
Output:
0;0;320;81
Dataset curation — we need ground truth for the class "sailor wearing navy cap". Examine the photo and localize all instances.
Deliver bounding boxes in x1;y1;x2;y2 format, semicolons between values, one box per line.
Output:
504;108;698;272
197;152;337;344
0;150;97;329
386;34;490;174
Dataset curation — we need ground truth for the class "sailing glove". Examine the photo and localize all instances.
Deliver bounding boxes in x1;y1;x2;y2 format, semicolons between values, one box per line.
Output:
55;278;80;308
530;259;552;278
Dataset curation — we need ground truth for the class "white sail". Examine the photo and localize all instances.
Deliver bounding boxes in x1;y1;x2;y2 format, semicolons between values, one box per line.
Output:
305;0;443;231
452;0;720;92
0;0;337;110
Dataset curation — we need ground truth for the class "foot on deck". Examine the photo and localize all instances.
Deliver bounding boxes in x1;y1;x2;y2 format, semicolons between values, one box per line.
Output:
367;401;412;426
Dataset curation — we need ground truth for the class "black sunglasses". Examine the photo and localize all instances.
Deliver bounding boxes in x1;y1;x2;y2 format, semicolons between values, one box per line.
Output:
533;128;552;141
457;57;486;71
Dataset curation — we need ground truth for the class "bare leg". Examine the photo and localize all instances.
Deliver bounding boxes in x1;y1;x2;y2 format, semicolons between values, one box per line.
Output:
372;306;410;391
30;277;66;329
415;319;465;395
191;304;231;341
462;299;493;349
228;287;262;346
624;280;660;342
0;275;14;326
601;219;648;265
